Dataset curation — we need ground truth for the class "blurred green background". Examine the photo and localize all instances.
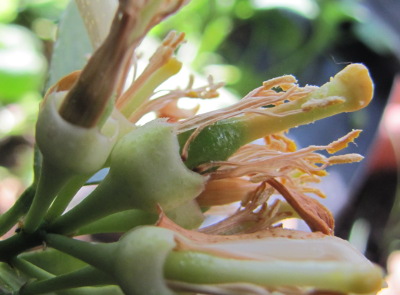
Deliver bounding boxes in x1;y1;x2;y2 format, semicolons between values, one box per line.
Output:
1;0;400;265
0;0;69;186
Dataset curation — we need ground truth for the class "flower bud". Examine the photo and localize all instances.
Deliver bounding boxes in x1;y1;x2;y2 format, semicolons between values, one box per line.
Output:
108;120;205;211
23;90;120;233
114;226;177;295
49;120;205;234
45;224;384;295
45;227;179;295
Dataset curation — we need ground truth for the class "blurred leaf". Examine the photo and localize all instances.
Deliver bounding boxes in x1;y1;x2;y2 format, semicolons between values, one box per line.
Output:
0;24;46;102
20;0;70;21
21;248;88;275
198;16;232;54
233;0;255;20
46;0;92;90
354;20;400;57
0;0;18;23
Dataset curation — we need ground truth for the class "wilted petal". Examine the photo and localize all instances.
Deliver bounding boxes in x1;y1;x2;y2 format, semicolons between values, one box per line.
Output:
196;178;258;207
157;99;200;122
267;178;334;235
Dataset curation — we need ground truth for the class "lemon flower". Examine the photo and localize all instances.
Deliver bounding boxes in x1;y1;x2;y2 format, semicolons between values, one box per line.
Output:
0;0;385;294
14;0;371;236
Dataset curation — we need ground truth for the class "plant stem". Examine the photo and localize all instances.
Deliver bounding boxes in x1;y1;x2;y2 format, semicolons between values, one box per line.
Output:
47;176;127;235
75;209;157;235
0;184;36;237
23;162;71;234
45;175;90;222
45;234;117;273
0;232;42;263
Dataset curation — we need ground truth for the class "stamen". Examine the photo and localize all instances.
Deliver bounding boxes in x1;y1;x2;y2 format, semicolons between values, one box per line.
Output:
127;75;224;123
262;75;297;90
55;0;189;128
326;129;361;153
116;31;186;116
196;177;258;207
192;128;364;234
264;133;297;152
199;129;362;181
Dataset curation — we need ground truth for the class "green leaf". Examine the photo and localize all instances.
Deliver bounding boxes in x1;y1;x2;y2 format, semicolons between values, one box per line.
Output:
0;262;28;294
20;249;88;276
